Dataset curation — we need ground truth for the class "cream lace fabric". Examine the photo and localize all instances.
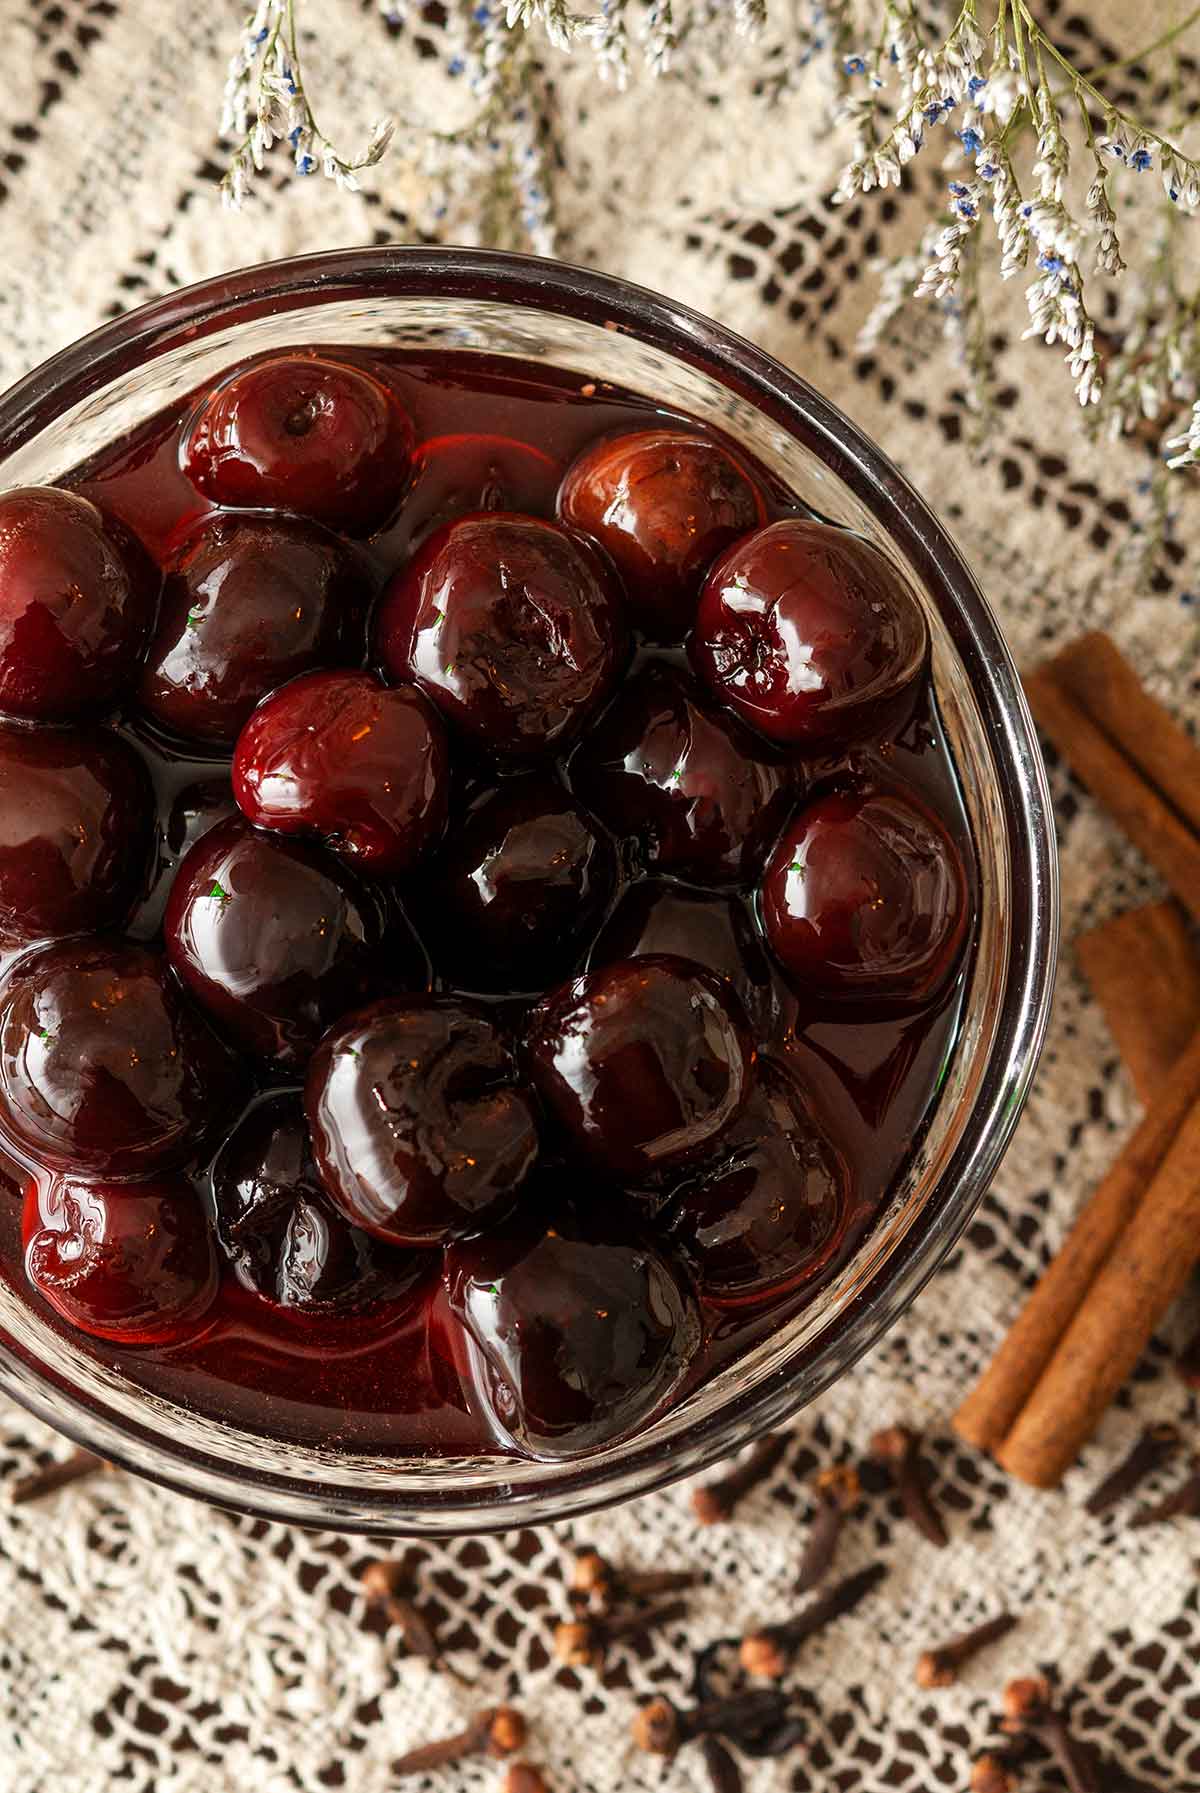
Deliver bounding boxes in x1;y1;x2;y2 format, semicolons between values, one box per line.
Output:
1;4;1198;1790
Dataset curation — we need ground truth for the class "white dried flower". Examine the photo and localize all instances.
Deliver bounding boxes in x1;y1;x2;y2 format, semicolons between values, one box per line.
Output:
214;0;1200;466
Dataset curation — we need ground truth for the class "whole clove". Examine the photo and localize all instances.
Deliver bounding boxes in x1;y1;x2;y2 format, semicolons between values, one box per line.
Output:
969;1754;1017;1793
1128;1459;1200;1529
796;1464;861;1593
691;1434;790;1525
361;1557;471;1684
567;1546;697;1612
632;1690;791;1758
11;1447;109;1505
699;1735;744;1793
869;1425;948;1548
915;1613;1019;1688
553;1596;688;1668
392;1706;526;1777
1083;1422;1180;1515
1000;1677;1160;1793
740;1561;888;1679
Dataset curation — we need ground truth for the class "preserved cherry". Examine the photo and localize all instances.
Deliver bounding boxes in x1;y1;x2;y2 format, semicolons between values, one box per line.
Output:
306;997;540;1247
376;512;627;756
526;954;753;1177
690;519;928;749
445;1201;700;1459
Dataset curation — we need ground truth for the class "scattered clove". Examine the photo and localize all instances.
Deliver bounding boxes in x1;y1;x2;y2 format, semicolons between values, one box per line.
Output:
632;1690;791;1759
553;1596;688;1669
740;1561;888;1679
567;1545;697;1612
699;1734;744;1793
392;1706;526;1777
796;1464;861;1593
361;1557;471;1684
10;1447;109;1505
1129;1459;1200;1529
1083;1422;1180;1516
915;1613;1019;1688
691;1434;790;1525
1000;1677;1160;1793
869;1425;948;1548
502;1766;549;1793
969;1753;1017;1793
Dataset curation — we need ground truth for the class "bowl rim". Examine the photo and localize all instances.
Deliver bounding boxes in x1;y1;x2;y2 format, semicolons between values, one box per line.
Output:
0;246;1059;1532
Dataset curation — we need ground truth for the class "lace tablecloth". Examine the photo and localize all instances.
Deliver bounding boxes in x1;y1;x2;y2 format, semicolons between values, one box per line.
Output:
1;4;1198;1790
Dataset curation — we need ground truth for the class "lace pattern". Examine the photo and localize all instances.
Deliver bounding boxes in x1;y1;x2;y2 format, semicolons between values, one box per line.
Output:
1;3;1198;1788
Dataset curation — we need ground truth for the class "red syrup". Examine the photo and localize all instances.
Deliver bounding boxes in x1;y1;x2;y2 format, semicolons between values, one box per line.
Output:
0;349;977;1458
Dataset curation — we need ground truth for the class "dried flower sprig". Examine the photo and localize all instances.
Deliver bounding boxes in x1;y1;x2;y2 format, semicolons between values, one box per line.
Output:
217;1;1200;478
221;0;395;208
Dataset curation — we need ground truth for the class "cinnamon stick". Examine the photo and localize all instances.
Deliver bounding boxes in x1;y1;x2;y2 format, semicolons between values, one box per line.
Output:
1050;632;1200;839
1076;901;1200;1104
954;1027;1200;1454
997;1088;1200;1485
1024;668;1200;923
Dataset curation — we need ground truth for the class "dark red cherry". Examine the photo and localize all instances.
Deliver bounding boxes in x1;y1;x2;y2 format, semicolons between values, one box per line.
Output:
305;997;540;1247
665;1056;849;1307
24;1172;218;1344
375;512;627;756
0;940;240;1176
233;670;449;876
0;486;157;721
558;428;763;641
445;1201;700;1459
762;787;969;1004
164;816;423;1068
569;664;793;886
0;724;156;947
526;953;753;1177
404;432;560;544
182;352;412;535
589;879;788;1043
140;512;367;746
423;775;617;993
212;1095;422;1313
690;519;929;748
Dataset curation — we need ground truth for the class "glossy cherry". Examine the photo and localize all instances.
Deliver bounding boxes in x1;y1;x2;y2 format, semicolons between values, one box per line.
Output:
762;786;969;1004
558;428;763;641
665;1056;849;1307
305;997;540;1246
375;512;627;756
24;1171;218;1344
569;663;793;886
445;1200;700;1459
233;669;450;876
0;723;156;947
0;940;239;1176
0;486;157;722
212;1095;422;1313
164;816;422;1068
140;511;367;745
526;953;753;1177
182;352;412;535
690;518;929;748
403;432;560;545
422;774;617;992
589;879;789;1043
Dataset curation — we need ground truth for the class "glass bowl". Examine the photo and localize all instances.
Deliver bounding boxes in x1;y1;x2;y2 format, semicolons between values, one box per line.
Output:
0;248;1057;1535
